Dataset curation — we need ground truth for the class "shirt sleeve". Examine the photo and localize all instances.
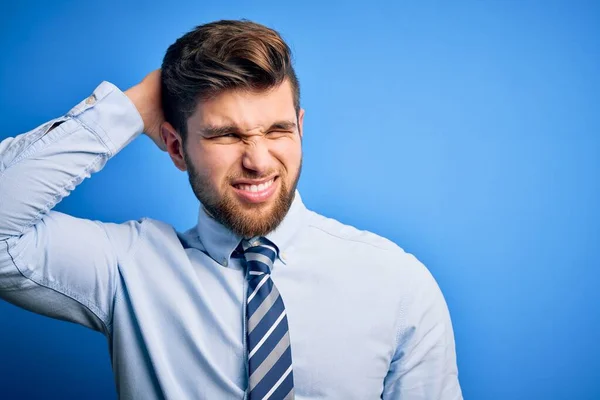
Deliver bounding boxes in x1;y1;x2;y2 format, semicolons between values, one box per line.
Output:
382;257;463;399
0;81;144;335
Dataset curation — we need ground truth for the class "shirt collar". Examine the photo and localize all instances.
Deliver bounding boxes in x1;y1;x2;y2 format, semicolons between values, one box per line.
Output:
195;190;307;268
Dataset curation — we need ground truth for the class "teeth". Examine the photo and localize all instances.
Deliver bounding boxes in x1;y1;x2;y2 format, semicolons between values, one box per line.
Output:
237;179;274;193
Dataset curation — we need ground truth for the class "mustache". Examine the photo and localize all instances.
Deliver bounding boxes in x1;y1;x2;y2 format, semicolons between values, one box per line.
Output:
227;171;281;181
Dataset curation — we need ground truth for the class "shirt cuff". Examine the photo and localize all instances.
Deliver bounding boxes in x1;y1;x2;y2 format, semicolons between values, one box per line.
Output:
66;81;144;157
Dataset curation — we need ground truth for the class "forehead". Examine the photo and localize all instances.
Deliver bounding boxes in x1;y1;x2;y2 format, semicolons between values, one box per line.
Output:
187;80;296;131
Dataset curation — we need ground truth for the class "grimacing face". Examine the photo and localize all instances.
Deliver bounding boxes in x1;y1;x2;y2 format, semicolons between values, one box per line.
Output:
161;80;304;238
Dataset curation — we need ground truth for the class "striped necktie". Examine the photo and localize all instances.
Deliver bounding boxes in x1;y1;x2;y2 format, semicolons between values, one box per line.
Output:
242;238;295;400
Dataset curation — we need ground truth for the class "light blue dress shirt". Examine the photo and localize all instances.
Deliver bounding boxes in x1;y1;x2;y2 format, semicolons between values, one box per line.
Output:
0;82;462;399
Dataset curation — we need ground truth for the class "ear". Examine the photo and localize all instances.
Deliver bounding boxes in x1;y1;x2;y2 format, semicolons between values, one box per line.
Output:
298;108;305;139
161;121;187;171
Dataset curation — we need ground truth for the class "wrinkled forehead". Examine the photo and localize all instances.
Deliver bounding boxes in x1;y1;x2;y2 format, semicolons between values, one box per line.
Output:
187;80;297;133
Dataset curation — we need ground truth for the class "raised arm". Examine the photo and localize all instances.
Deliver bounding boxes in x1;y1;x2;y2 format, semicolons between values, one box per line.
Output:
0;74;161;334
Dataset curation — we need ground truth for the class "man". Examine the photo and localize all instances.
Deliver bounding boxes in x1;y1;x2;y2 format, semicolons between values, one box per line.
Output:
0;19;462;399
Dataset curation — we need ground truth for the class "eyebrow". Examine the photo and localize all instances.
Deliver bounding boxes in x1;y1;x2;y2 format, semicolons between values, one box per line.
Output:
200;120;297;137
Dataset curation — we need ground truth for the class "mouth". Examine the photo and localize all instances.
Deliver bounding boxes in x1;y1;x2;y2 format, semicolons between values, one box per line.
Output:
231;177;279;203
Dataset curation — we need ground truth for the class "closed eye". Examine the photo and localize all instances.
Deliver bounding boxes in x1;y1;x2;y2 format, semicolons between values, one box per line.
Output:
211;133;240;140
206;133;242;144
267;130;292;137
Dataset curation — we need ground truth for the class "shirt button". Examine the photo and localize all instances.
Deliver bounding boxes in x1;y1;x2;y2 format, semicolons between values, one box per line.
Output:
85;94;96;105
222;258;228;267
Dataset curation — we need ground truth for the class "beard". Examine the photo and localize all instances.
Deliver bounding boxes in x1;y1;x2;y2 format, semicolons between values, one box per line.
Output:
184;152;302;239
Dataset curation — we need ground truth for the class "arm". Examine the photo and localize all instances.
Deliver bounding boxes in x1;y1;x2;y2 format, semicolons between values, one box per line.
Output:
0;80;149;334
382;259;463;399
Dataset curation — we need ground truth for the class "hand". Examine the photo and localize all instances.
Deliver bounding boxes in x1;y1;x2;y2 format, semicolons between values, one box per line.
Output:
125;69;167;151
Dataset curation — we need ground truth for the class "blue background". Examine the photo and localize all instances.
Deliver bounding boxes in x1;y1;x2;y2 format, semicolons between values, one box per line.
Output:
1;1;599;399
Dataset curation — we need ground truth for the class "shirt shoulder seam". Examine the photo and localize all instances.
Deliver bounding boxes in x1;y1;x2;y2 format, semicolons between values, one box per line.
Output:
306;222;396;252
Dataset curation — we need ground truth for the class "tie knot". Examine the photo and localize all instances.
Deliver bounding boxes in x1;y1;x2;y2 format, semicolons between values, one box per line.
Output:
242;237;277;276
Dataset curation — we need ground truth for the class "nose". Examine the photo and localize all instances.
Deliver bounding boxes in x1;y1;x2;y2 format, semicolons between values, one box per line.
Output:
241;137;272;173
